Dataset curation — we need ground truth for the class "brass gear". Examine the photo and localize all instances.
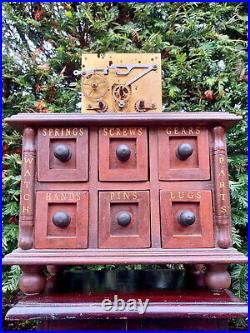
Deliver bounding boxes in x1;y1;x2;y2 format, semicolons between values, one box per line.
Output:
112;84;131;102
82;73;108;100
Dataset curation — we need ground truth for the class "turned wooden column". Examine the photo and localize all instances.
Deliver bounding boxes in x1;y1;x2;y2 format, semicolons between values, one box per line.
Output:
211;126;232;249
18;127;36;250
19;265;46;295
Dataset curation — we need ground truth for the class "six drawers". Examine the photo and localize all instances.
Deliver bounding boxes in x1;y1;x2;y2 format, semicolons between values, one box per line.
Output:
99;127;148;181
35;191;88;249
35;127;214;249
99;191;150;248
158;127;210;180
160;190;214;248
38;127;88;182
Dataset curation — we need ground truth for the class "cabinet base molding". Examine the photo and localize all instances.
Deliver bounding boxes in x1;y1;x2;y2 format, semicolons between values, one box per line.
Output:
3;247;247;266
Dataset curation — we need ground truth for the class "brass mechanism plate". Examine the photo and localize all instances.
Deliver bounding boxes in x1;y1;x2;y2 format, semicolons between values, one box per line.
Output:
80;53;162;113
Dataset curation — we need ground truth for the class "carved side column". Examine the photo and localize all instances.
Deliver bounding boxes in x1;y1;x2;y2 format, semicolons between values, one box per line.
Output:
211;126;232;249
18;128;36;250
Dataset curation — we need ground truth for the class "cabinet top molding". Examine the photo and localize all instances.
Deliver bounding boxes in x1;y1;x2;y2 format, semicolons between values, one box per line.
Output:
5;112;241;130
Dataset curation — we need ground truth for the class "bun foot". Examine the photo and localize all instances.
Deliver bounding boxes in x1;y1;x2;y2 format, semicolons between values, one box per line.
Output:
19;265;46;295
204;264;231;292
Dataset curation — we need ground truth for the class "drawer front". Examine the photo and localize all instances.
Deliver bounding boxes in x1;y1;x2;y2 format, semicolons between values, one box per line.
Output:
38;127;88;182
99;191;150;248
99;127;148;181
160;190;214;248
158;127;210;180
35;191;88;249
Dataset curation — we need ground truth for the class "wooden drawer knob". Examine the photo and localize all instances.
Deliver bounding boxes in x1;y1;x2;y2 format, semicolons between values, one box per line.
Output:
176;143;193;160
177;210;196;226
116;211;131;227
116;144;131;161
52;211;71;228
54;144;72;162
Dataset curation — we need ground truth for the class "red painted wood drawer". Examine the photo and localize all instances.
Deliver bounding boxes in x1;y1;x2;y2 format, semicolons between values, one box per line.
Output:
35;191;88;249
99;127;148;181
99;190;150;248
158;127;210;180
160;190;214;248
37;127;88;182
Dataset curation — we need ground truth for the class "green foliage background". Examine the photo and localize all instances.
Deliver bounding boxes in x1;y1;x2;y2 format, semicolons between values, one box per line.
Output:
2;2;248;327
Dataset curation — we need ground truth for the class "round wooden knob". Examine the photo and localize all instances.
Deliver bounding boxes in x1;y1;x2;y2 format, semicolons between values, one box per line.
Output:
54;144;72;162
176;143;193;160
116;211;131;227
52;211;71;228
116;144;131;161
178;210;196;226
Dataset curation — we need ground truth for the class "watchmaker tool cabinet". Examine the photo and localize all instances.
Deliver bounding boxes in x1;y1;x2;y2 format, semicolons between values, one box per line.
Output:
2;54;247;295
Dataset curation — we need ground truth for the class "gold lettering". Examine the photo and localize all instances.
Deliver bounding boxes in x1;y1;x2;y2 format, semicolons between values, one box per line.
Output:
121;128;126;136
110;192;115;200
54;129;59;137
221;206;227;213
72;128;78;136
23;194;29;201
220;193;226;201
219;182;225;188
188;128;194;135
76;192;81;201
196;127;201;135
60;193;67;201
66;128;71;136
218;169;226;177
49;128;54;137
42;128;47;136
22;206;29;213
24;181;30;189
129;128;136;136
24;157;33;164
54;193;59;201
187;192;194;199
219;157;225;164
103;128;108;136
117;191;121;200
179;192;185;199
166;128;172;135
132;192;138;200
138;128;143;136
79;128;84;136
24;170;31;177
174;127;179;135
46;193;51;201
196;192;201;199
124;192;130;200
181;128;187;135
109;128;115;136
170;192;175;199
116;128;121;136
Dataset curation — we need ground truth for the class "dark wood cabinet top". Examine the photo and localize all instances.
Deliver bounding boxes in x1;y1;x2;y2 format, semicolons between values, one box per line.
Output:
5;112;241;129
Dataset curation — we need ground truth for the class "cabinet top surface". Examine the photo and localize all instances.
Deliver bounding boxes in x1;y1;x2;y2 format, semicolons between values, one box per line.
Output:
5;112;241;129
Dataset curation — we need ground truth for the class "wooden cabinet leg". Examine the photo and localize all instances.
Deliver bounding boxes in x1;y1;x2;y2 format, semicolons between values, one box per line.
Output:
204;264;231;292
19;265;46;295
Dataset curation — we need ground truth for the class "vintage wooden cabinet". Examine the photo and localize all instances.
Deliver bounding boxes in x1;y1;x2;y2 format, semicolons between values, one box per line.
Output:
2;112;247;295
